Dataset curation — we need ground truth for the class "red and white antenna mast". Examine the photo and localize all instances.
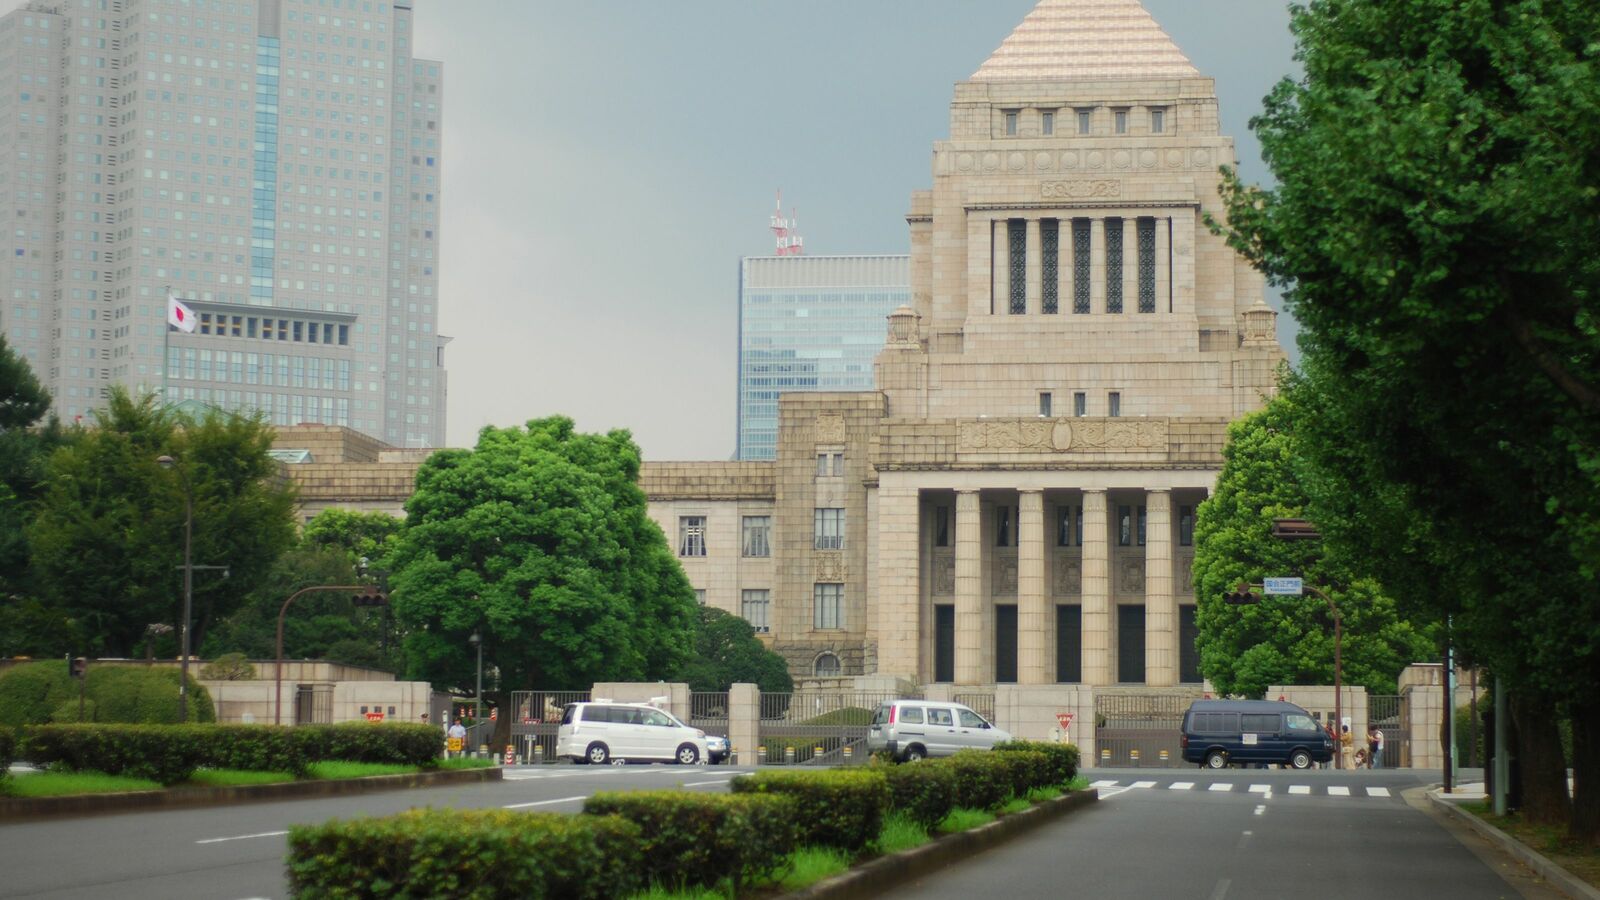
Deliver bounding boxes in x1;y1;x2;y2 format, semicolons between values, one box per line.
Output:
770;189;804;256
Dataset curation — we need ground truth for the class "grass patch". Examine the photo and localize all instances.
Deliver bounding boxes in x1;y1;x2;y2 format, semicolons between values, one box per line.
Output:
1064;775;1090;791
775;847;852;892
625;886;727;900
0;771;161;797
186;768;296;787
1461;802;1600;891
877;812;931;854
304;761;417;779
937;807;997;834
1027;785;1063;803
999;796;1031;815
436;757;496;770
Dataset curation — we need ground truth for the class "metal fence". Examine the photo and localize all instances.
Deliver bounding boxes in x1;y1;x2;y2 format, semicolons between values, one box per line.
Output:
954;692;996;723
1094;693;1190;768
507;690;591;763
689;691;729;738
755;690;910;765
1368;695;1409;769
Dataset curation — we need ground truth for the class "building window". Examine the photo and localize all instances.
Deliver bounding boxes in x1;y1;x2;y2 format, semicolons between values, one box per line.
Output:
1004;110;1018;136
693;589;707;605
1057;505;1080;546
1105;217;1124;313
814;651;842;676
1074;391;1087;417
742;515;771;558
1109;391;1121;417
1118;505;1133;546
678;516;706;557
1114;108;1128;134
1077;108;1092;135
816;451;844;477
1138;505;1147;545
1041;110;1054;135
996;505;1016;547
814;508;845;550
1137;217;1157;313
1041;218;1059;314
1179;505;1195;546
1072;219;1092;314
742;589;770;633
1039;392;1052;417
1151;107;1165;133
1008;219;1026;314
814;584;842;630
934;506;951;547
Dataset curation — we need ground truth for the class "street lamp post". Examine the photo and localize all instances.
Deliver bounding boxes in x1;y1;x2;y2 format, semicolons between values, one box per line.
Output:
156;454;194;723
468;630;483;743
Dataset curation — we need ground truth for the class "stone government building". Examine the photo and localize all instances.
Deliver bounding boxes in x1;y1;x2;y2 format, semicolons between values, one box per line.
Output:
286;0;1284;692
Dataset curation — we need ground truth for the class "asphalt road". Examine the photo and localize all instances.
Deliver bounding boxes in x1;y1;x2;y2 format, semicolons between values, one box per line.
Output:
882;767;1557;900
0;764;745;900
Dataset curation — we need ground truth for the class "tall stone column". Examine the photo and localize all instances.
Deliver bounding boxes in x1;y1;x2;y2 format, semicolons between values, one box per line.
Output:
993;220;1010;316
1025;218;1042;315
1122;217;1138;313
1154;217;1171;314
1145;489;1176;686
1090;218;1106;314
955;489;983;684
874;484;922;679
1081;489;1110;684
1017;489;1047;683
968;213;992;318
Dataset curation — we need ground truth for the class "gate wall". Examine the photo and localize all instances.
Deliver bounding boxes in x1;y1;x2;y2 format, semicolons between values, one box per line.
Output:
756;690;909;765
1367;694;1409;768
1093;693;1190;768
507;690;590;763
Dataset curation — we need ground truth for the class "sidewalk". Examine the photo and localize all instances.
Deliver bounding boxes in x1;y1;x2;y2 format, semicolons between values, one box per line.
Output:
1427;783;1599;900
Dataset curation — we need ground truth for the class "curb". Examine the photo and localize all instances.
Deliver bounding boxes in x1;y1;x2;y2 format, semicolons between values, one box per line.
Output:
1428;793;1600;900
0;766;503;822
780;789;1099;900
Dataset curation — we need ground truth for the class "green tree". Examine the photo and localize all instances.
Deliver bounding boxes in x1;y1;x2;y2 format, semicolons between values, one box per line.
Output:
1193;394;1435;698
27;389;297;656
387;416;698;694
1213;0;1600;836
674;606;794;693
302;507;402;565
0;336;69;656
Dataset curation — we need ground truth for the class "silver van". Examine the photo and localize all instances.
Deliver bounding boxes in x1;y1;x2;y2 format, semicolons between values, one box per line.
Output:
867;700;1012;762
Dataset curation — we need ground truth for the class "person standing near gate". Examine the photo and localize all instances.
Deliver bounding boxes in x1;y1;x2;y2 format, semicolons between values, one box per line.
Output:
448;718;467;759
1370;726;1384;769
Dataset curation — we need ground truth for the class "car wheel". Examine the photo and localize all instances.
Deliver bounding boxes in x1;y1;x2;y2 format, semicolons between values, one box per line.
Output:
585;742;610;765
1205;750;1228;769
1290;749;1312;770
902;744;926;763
676;744;700;765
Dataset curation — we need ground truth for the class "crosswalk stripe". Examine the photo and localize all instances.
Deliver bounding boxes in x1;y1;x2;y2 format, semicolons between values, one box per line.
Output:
1170;782;1194;791
1208;783;1234;792
1090;779;1120;788
1248;784;1271;794
1365;786;1390;797
1289;785;1311;795
1131;780;1157;789
1328;786;1351;797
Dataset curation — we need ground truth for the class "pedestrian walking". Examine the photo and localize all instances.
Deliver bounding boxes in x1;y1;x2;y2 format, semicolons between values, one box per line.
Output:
448;718;467;759
1371;727;1384;769
1340;724;1355;770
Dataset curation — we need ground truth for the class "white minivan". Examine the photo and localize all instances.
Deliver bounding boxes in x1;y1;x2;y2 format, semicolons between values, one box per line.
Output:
556;701;709;765
867;700;1012;762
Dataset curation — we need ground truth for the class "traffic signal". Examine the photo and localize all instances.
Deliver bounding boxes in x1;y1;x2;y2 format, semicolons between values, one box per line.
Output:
1223;584;1261;605
351;588;388;608
70;657;88;679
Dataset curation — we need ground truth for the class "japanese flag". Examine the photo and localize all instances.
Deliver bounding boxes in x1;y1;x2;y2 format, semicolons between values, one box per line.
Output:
167;291;197;333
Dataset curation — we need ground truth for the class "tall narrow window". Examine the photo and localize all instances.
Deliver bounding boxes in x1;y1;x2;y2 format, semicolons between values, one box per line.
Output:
1038;392;1053;417
1105;218;1124;313
742;515;771;558
1041;218;1059;314
935;605;956;682
1118;604;1147;683
1008;220;1026;314
995;605;1019;683
935;506;950;547
1118;505;1133;546
1179;604;1202;683
813;583;842;629
678;516;706;557
1137;217;1156;313
1056;506;1075;546
694;589;707;605
814;508;844;550
1075;505;1084;546
1077;108;1092;135
1072;219;1092;313
996;505;1015;547
1114;109;1128;133
1004;110;1018;136
1150;107;1166;133
742;589;771;633
1056;604;1082;683
1179;505;1195;546
1074;391;1087;417
1137;505;1147;546
1041;111;1054;135
1109;391;1121;417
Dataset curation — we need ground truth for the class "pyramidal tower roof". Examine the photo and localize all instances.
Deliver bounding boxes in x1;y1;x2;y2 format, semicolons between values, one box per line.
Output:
970;0;1200;83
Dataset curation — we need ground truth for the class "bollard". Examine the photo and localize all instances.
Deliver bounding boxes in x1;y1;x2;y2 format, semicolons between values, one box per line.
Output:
1100;748;1111;762
758;745;767;765
1131;748;1141;767
730;746;738;767
785;746;796;765
504;744;514;766
534;743;545;764
1159;749;1170;762
843;745;853;762
813;745;824;761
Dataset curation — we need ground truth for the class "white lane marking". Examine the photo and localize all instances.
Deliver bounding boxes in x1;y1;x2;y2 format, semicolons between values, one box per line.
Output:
1248;784;1271;794
1366;786;1391;797
1236;830;1253;850
1328;785;1351;797
1170;781;1195;791
1208;783;1234;792
1209;878;1232;900
1131;780;1157;789
196;830;288;845
1254;804;1266;816
503;795;587;809
1097;785;1133;799
682;778;732;787
1090;779;1120;788
1289;785;1311;795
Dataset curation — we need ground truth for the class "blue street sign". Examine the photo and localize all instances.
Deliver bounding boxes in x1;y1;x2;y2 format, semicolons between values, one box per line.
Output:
1263;577;1303;595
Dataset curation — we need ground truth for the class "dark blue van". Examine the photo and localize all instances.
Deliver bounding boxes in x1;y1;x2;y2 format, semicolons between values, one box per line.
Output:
1180;700;1334;769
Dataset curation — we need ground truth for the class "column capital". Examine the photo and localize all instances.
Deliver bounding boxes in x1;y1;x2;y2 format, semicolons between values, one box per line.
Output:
1018;487;1043;495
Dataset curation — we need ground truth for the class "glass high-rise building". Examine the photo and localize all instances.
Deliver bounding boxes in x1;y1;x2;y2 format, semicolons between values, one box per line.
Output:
0;0;447;447
736;255;909;460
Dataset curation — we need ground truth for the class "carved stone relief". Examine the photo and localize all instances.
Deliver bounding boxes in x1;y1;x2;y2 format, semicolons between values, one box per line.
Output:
1041;179;1121;200
1117;557;1145;595
814;415;846;443
957;418;1169;453
815;553;846;582
1054;556;1082;596
994;553;1018;596
932;551;956;596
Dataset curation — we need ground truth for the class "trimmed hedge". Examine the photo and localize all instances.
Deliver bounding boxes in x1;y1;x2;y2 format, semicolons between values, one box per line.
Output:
934;751;1012;811
21;722;441;784
875;758;957;827
0;661;216;727
994;740;1080;785
287;809;642;899
583;790;797;890
0;661;72;728
990;748;1052;797
730;768;888;852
